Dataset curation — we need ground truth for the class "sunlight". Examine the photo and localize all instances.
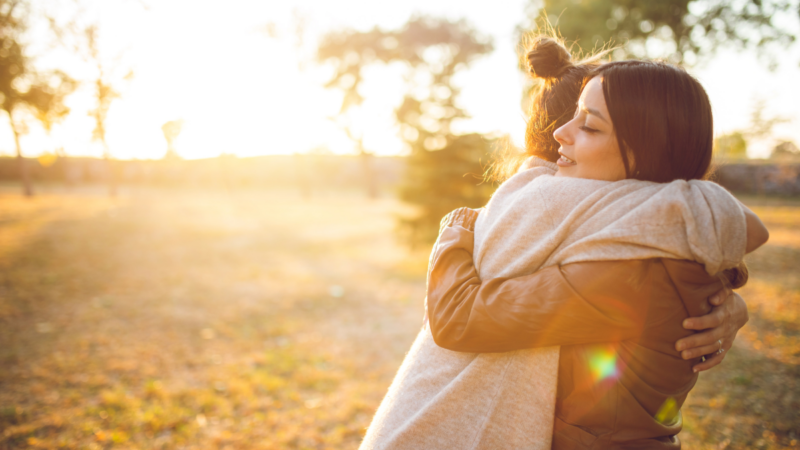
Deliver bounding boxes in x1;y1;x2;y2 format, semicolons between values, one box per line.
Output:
0;0;530;161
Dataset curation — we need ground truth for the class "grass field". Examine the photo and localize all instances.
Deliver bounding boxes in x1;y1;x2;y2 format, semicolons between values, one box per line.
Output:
0;186;798;449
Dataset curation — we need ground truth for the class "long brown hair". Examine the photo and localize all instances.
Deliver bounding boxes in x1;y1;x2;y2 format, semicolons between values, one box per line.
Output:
590;60;714;182
588;60;746;283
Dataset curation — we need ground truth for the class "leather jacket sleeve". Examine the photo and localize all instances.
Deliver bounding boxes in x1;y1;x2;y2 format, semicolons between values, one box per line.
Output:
426;208;679;353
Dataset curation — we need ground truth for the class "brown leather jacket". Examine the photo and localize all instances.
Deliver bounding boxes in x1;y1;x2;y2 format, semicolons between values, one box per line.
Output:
425;208;730;449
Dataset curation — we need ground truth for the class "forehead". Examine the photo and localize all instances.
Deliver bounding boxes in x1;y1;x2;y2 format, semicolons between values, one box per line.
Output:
579;76;609;117
580;77;605;105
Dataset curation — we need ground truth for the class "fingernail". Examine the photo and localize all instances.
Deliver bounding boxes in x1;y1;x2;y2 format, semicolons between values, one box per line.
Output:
710;294;719;304
693;367;698;373
682;319;690;328
676;343;685;351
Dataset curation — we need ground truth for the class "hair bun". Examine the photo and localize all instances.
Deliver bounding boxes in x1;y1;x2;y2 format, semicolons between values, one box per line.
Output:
527;37;572;80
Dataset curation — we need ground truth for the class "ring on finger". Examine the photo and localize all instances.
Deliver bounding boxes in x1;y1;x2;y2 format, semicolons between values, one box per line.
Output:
717;339;723;352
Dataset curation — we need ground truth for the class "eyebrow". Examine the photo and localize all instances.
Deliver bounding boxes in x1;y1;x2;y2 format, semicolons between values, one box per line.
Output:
581;105;609;123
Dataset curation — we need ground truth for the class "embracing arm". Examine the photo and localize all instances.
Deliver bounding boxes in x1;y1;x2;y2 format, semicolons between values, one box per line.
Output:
427;209;653;352
427;208;749;369
677;290;749;371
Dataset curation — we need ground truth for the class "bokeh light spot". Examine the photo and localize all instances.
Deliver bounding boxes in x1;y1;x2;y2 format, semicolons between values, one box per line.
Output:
655;396;679;424
589;349;619;382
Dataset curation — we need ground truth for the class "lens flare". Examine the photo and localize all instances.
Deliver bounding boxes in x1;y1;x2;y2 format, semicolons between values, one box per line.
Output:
655;397;679;424
588;349;619;382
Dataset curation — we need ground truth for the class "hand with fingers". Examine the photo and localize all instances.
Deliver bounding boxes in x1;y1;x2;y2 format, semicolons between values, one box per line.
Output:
675;286;749;373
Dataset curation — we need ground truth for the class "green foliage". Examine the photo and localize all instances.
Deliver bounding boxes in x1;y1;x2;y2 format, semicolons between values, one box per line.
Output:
523;0;798;65
318;17;495;245
714;131;748;159
398;133;495;245
0;0;75;196
22;70;75;132
0;1;74;128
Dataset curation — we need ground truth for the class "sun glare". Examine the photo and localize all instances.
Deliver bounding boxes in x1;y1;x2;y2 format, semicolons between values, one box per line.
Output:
0;0;535;161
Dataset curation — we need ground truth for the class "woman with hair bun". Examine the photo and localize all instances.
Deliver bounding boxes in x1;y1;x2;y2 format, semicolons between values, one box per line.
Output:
361;37;762;449
491;36;601;175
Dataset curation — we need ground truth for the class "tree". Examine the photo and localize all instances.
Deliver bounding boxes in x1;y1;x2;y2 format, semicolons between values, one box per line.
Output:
265;11;370;199
84;25;132;197
317;17;495;244
771;140;800;160
714;131;748;159
314;20;382;199
161;119;184;160
714;99;789;159
747;98;789;141
522;0;798;65
0;0;74;196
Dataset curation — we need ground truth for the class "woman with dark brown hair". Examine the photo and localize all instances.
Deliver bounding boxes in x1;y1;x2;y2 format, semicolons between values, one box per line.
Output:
361;37;763;449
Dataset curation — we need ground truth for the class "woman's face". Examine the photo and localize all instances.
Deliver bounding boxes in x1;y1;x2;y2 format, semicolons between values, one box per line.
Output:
553;76;627;181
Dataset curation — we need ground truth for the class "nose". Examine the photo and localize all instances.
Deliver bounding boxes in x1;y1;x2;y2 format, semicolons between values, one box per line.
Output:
553;121;572;146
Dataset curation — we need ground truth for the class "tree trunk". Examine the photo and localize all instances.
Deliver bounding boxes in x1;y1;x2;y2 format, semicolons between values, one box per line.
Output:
11;120;33;197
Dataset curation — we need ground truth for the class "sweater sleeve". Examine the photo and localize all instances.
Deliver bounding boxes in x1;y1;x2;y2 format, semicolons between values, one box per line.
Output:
426;216;660;353
681;180;747;274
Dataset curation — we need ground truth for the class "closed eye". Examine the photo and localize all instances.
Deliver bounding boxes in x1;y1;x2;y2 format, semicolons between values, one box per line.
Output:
579;125;599;133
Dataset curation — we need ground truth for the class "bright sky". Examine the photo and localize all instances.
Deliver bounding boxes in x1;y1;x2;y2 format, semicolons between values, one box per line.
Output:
1;0;797;160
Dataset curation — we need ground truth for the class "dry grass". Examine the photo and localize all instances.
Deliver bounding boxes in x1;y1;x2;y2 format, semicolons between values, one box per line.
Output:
0;187;797;449
0;186;427;449
681;196;800;450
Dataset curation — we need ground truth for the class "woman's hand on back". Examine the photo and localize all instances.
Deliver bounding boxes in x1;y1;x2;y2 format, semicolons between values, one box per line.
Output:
675;287;749;372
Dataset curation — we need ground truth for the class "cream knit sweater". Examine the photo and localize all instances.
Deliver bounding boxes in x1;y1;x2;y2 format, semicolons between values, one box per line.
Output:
360;158;747;450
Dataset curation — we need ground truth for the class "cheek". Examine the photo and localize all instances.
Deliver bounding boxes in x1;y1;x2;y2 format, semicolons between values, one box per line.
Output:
579;136;626;180
599;136;626;180
575;138;604;165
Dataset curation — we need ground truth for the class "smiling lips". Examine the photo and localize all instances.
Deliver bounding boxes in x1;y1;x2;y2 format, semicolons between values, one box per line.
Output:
557;151;576;166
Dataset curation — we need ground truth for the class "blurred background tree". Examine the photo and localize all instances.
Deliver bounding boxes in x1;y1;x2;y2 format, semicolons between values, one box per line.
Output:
162;119;184;160
84;24;133;197
714;100;790;159
318;16;495;245
522;0;798;66
714;131;748;159
771;140;800;160
0;0;74;196
314;21;389;201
